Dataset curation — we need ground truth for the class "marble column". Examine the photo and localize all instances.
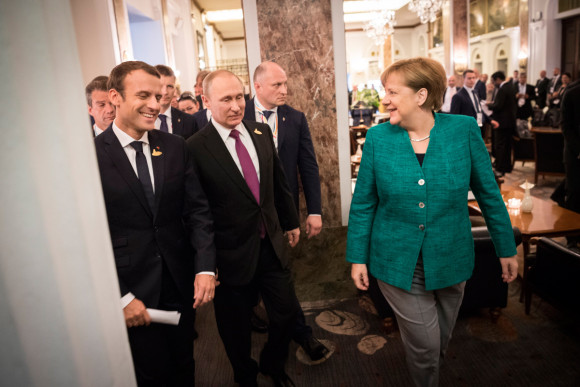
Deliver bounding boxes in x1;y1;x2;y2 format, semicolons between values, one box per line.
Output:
519;0;530;72
254;0;342;228
452;0;469;77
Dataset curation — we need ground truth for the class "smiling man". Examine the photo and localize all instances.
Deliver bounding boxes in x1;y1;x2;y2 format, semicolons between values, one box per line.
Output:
153;64;198;139
94;61;216;385
187;69;301;387
85;75;115;136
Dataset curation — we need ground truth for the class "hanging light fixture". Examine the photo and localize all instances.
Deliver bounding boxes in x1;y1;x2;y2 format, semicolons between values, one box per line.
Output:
408;0;443;24
364;9;396;46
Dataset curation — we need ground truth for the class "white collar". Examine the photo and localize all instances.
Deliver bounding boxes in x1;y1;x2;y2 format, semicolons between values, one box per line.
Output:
159;105;171;117
213;121;247;143
112;121;149;147
254;96;278;114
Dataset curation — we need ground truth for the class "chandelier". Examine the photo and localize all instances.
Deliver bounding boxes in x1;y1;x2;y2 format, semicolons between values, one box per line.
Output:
364;10;396;46
408;0;443;24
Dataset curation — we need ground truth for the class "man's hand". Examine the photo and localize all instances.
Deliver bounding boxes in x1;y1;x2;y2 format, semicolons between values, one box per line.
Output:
351;263;369;291
305;215;322;239
499;256;519;283
286;228;300;247
491;119;499;129
123;298;151;328
193;274;217;309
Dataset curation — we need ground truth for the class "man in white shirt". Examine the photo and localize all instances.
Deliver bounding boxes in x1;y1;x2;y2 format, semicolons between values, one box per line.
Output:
85;75;115;137
441;75;459;113
153;64;198;139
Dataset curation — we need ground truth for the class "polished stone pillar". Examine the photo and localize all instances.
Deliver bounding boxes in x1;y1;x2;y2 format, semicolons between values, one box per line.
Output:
452;0;469;77
519;0;530;72
254;0;342;227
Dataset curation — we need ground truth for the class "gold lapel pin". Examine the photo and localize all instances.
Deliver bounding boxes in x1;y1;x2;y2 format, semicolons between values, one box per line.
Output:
283;117;286;121
254;129;262;135
152;148;162;156
178;118;181;123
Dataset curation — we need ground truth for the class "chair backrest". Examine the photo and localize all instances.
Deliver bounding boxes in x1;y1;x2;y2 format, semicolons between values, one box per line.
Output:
534;131;565;174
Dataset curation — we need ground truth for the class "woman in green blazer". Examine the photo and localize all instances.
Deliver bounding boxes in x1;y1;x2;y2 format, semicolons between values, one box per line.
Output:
346;58;518;387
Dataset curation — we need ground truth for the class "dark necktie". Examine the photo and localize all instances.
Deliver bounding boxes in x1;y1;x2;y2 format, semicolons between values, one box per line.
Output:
262;110;274;120
130;141;155;212
471;90;481;112
159;114;169;132
229;130;265;237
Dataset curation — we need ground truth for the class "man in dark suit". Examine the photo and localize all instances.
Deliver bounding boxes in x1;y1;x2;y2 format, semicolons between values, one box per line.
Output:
561;78;580;247
95;61;216;385
193;106;210;129
535;70;550;109
549;67;562;94
154;65;199;139
243;61;327;361
473;69;487;101
187;70;301;387
85;75;115;137
515;72;536;120
486;71;517;175
450;69;498;137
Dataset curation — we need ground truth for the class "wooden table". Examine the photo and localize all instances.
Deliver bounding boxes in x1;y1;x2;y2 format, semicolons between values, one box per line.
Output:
469;190;580;257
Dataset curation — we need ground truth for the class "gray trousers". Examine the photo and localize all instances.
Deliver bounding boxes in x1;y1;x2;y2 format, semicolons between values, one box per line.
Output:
377;256;466;387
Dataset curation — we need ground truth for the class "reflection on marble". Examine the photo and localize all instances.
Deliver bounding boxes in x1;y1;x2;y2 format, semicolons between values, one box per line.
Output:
255;0;342;227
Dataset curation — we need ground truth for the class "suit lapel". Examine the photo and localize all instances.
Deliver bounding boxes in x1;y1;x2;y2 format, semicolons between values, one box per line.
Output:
243;121;267;204
102;129;154;218
276;105;286;149
203;123;258;203
149;131;165;219
171;107;184;137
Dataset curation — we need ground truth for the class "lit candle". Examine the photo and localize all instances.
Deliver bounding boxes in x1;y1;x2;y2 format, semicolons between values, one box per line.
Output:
508;198;521;209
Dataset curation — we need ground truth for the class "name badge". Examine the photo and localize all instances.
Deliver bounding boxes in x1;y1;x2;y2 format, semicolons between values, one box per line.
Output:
476;112;483;127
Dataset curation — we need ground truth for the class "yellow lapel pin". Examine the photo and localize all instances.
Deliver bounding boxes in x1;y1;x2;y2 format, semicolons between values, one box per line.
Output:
254;128;262;135
152;147;162;156
283;117;286;121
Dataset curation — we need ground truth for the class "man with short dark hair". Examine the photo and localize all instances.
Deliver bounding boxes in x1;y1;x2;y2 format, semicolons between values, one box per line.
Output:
473;69;487;101
450;69;498;137
153;64;198;139
85;75;115;136
244;61;327;361
193;70;212;129
187;69;301;387
486;71;517;175
96;60;216;385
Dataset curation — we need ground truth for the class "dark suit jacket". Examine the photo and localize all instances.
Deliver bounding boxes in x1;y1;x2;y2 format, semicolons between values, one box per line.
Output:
171;107;198;140
561;80;580;160
186;120;299;286
450;87;490;125
535;78;550;109
244;98;322;214
474;80;487;101
550;75;562;93
487;82;517;129
193;108;209;130
515;83;536;120
95;127;215;308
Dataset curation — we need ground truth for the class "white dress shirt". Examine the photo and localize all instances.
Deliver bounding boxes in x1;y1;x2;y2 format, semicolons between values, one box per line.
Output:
441;87;456;113
253;97;279;148
93;124;105;137
214;121;260;180
155;106;173;134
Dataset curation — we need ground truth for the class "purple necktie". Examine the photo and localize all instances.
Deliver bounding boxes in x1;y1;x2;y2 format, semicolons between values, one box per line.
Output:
159;114;169;132
229;129;264;237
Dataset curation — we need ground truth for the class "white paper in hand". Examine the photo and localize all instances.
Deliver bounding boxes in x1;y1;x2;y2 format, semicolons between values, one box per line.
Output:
147;309;181;325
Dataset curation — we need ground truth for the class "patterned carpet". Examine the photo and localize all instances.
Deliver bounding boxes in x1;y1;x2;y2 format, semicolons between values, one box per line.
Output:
193;161;579;386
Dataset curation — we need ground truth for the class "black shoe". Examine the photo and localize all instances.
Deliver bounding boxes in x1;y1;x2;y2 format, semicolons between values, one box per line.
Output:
299;336;329;361
250;310;269;333
262;371;295;387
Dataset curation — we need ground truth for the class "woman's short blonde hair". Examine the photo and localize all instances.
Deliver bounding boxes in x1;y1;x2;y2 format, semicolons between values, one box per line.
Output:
380;57;447;112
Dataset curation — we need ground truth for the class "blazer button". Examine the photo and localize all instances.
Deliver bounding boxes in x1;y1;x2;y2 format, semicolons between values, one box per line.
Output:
418;179;425;186
419;202;425;208
419;224;425;231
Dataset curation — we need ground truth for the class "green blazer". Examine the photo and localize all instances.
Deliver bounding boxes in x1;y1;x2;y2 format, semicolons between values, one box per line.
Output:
346;113;517;291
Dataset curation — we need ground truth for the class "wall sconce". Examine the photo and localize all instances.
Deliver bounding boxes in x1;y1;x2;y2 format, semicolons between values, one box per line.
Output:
518;52;528;70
